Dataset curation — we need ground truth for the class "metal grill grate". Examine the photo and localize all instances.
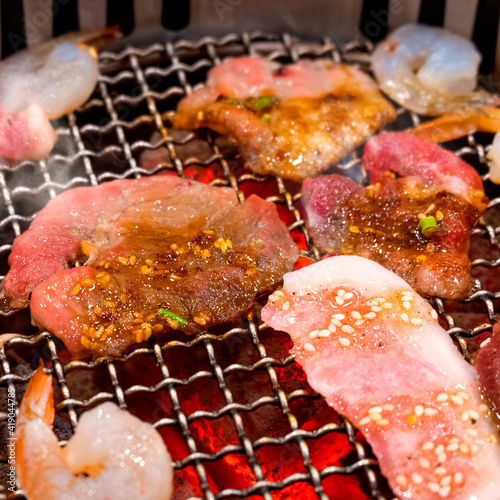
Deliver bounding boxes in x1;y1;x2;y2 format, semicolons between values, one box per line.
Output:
1;32;499;500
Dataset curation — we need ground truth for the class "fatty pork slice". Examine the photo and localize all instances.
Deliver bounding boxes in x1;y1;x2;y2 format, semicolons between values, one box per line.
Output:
173;56;395;182
261;256;500;500
1;176;298;357
302;133;487;299
475;322;500;412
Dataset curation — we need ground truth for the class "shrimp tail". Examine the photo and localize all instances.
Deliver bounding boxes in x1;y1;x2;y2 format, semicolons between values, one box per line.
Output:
411;107;500;143
18;361;54;426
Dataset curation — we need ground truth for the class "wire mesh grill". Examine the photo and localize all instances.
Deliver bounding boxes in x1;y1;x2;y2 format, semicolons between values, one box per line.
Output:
0;32;499;500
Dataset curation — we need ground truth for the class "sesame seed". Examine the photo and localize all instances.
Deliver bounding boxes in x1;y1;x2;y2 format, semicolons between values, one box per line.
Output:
415;405;424;417
335;296;344;305
95;271;107;279
269;294;278;302
450;395;464;405
440;476;451;486
425;408;438;416
457;392;469;400
328;324;337;333
370;413;382;421
403;302;411;310
201;249;211;259
220;242;228;252
339;337;351;346
377;419;389;426
118;256;129;265
400;313;409;322
436;393;448;402
371;306;383;312
282;301;290;311
437;453;447;463
479;404;489;412
80;336;91;348
431;310;438;319
343;292;354;300
369;406;383;413
308;330;320;339
480;338;491;348
349;226;359;233
461;411;470;422
439;485;451;497
469;409;479;420
449;437;460;444
454;472;463;484
396;475;407;487
332;314;345;320
419;458;430;468
434;467;447;476
460;443;469;454
382;302;393;309
129;255;137;265
436;210;444;221
435;445;444;455
364;312;376;319
470;444;479;454
466;429;478;437
337;289;346;297
341;325;355;334
401;291;413;296
304;343;316;352
446;443;459;452
359;417;371;426
407;414;417;424
135;330;144;343
422;441;434;450
274;290;285;297
375;297;386;303
72;284;81;296
383;404;395;411
351;311;362;320
490;434;498;444
81;278;94;286
331;319;342;327
417;254;427;262
319;329;330;338
412;473;423;484
428;483;440;493
401;295;414;301
355;320;365;326
141;265;150;274
194;316;207;326
366;300;378;306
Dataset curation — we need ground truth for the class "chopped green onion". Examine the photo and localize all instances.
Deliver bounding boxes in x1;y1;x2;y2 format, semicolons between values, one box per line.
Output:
253;96;276;111
261;113;271;121
419;216;439;237
157;308;187;325
225;98;245;107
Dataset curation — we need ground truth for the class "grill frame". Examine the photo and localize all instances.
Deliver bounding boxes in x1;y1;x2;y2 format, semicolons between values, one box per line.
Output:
0;31;499;500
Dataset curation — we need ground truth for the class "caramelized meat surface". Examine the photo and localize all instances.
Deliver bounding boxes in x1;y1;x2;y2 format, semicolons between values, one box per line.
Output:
173;57;395;181
262;256;500;500
475;323;500;412
302;133;487;299
2;176;298;357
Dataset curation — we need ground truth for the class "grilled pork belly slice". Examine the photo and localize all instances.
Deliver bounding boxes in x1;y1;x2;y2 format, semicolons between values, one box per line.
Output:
302;132;487;299
262;256;500;500
173;56;395;182
1;176;298;357
475;323;500;412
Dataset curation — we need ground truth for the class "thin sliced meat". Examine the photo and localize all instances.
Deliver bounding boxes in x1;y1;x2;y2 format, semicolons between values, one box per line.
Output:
363;132;485;206
173;57;395;181
1;176;298;357
475;323;500;411
0;104;56;161
262;256;500;500
302;133;487;299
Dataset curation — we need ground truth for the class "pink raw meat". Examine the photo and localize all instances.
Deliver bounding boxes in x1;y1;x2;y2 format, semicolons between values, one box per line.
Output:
262;256;500;499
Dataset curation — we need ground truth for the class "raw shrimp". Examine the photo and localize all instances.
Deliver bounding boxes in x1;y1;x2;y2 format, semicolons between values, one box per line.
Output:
372;24;500;115
0;29;117;119
15;365;173;500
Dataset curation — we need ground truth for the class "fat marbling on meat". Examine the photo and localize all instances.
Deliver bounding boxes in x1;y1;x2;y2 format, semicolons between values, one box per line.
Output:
262;256;500;500
1;176;298;357
302;132;487;299
173;56;395;181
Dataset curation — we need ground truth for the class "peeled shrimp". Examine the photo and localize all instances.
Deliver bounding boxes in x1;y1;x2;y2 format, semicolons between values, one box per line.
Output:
372;24;500;116
15;365;173;500
0;30;113;119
